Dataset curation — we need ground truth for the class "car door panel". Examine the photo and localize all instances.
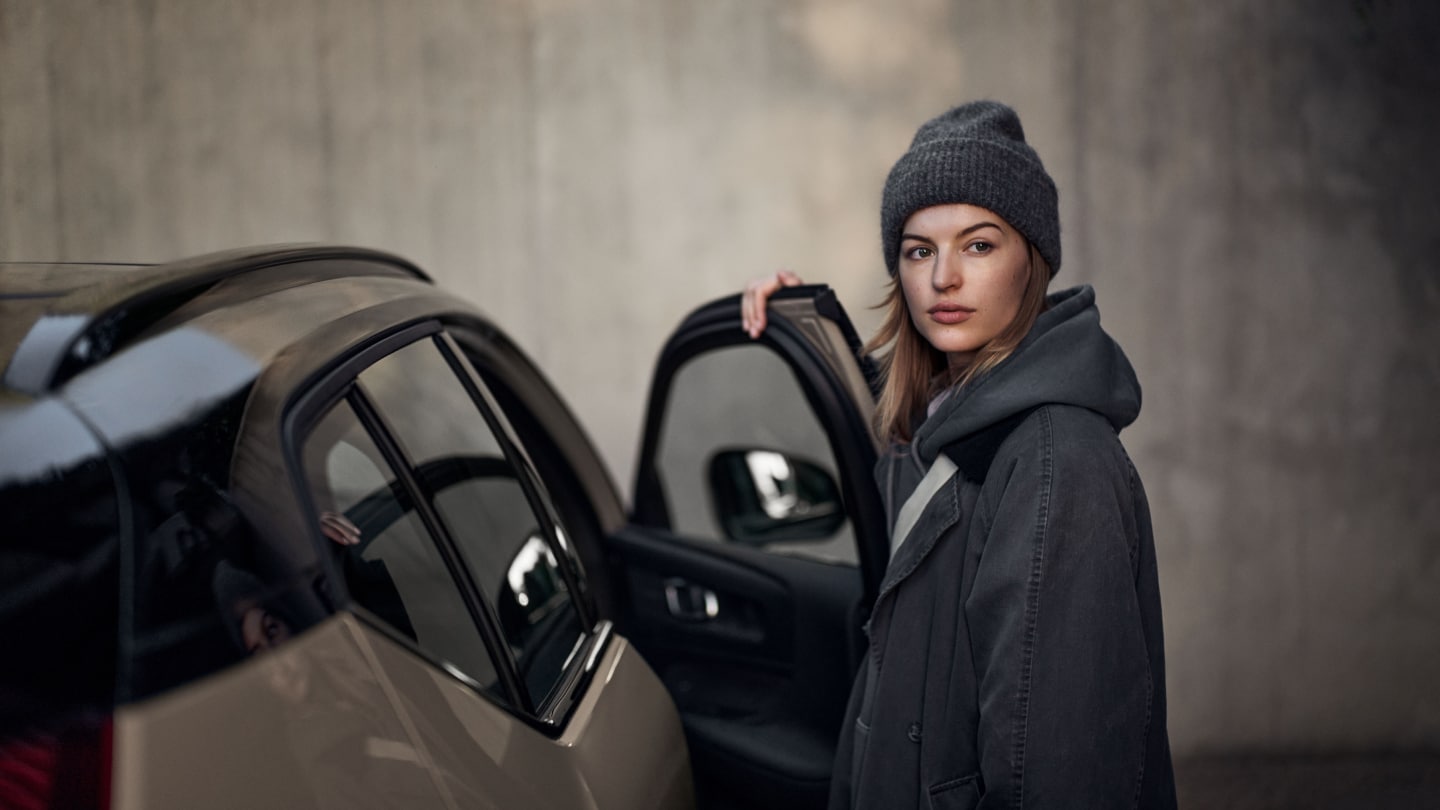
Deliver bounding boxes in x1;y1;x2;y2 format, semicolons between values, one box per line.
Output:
285;324;695;810
609;526;794;662
361;616;693;810
613;286;884;810
446;289;880;809
112;614;449;810
611;528;859;808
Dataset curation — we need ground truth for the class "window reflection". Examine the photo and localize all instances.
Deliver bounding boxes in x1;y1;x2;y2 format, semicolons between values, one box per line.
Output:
745;450;798;520
358;337;586;707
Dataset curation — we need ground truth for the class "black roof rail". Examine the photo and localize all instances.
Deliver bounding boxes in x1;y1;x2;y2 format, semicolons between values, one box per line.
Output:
2;244;432;395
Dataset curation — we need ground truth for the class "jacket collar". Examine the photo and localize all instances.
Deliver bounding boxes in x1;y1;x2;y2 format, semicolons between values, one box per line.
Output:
873;470;962;610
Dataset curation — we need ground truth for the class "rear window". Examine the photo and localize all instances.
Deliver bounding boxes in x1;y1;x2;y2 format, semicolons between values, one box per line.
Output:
116;383;334;702
0;399;120;737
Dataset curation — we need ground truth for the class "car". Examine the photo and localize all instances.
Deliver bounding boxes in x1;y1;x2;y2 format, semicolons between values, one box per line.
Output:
0;244;890;810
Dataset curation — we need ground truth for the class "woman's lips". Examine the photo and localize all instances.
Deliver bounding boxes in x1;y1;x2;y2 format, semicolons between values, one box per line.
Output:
929;304;975;325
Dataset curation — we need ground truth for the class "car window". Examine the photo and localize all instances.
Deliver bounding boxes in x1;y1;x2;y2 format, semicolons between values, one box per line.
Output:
452;332;615;620
647;343;857;565
358;337;588;707
122;383;330;701
303;397;503;697
0;400;122;726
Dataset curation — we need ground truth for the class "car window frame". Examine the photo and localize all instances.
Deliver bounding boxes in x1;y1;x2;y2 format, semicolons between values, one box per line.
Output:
433;331;598;633
282;319;609;733
631;329;867;560
443;321;626;620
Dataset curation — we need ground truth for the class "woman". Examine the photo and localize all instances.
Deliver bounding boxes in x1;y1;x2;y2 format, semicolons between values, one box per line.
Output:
743;101;1176;809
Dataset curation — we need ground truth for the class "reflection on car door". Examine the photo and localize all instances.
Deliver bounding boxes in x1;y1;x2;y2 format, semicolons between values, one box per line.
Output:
616;285;886;810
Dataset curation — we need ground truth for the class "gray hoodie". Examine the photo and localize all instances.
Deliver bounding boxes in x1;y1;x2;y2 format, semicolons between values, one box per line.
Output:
918;285;1139;454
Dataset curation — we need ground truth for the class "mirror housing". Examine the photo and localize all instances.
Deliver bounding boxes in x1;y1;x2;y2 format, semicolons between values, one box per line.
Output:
707;448;844;546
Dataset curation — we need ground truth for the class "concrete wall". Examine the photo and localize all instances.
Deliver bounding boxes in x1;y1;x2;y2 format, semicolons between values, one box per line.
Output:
3;0;1437;755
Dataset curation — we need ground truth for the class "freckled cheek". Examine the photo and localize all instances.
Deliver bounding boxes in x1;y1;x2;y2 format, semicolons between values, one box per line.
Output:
901;284;930;328
900;274;929;307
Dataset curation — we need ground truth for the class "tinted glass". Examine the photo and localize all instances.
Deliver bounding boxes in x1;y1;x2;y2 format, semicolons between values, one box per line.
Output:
456;338;609;621
303;397;502;695
117;381;328;701
0;399;120;731
360;338;586;706
651;344;856;565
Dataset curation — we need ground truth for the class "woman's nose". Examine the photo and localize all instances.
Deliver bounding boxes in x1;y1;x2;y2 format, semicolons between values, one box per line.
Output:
932;252;961;290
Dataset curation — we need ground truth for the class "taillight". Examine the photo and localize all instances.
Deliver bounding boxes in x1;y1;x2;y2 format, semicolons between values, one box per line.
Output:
0;717;112;810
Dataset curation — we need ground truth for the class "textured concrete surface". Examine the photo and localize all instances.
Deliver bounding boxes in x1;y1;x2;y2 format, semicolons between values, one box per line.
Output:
2;0;1438;757
1176;754;1440;809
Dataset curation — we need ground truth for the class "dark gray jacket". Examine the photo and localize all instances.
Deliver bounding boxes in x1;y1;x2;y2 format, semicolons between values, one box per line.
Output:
831;286;1176;809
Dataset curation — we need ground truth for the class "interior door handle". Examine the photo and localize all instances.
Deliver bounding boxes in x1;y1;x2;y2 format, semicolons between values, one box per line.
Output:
663;578;719;621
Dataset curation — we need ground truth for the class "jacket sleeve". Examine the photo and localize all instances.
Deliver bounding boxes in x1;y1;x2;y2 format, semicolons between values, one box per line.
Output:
966;408;1154;809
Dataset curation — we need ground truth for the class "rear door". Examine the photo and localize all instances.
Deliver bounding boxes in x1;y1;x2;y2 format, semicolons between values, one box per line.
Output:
613;285;886;810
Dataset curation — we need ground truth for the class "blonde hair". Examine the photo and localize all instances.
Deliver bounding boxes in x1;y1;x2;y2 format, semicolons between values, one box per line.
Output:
863;242;1051;443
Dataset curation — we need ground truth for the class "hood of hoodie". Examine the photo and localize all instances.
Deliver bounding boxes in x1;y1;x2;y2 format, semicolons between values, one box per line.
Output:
911;284;1141;465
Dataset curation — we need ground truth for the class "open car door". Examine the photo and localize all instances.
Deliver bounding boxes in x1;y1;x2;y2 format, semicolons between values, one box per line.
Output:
611;285;888;810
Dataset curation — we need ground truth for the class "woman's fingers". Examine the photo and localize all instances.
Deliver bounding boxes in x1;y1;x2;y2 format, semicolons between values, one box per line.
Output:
741;276;771;337
320;510;361;546
742;270;804;338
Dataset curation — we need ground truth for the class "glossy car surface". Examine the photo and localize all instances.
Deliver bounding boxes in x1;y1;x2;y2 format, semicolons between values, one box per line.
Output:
0;246;887;810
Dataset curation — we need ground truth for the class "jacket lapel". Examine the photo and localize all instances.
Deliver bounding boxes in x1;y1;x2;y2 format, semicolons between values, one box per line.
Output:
874;472;962;605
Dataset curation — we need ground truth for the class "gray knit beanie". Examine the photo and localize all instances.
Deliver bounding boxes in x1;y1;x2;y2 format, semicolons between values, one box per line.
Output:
881;100;1060;277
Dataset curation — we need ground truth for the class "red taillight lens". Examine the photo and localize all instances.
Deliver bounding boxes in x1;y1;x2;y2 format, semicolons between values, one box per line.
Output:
0;718;111;810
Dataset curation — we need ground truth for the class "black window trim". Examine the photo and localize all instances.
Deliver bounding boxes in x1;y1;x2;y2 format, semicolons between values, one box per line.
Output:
431;330;609;725
432;331;597;633
283;318;608;734
345;384;531;706
443;319;623;627
285;322;528;710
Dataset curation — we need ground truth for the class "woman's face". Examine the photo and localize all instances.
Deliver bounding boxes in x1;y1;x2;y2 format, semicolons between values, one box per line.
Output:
241;606;292;654
897;203;1032;372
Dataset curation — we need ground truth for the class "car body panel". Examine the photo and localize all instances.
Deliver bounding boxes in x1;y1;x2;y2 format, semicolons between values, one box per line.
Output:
112;614;447;810
113;611;692;810
3;248;887;810
2;247;426;396
1;247;697;809
371;619;693;810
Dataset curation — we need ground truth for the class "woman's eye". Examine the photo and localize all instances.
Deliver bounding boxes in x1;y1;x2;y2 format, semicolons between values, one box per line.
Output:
904;246;933;260
969;241;992;254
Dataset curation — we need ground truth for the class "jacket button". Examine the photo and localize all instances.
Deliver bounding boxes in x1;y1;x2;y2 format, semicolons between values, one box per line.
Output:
907;722;922;743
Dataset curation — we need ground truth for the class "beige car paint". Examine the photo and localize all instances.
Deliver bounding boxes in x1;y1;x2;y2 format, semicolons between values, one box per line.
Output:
112;615;449;810
107;267;698;809
113;612;694;809
358;617;694;810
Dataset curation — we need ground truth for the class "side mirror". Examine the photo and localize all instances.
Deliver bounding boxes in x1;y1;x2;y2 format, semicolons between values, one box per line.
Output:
707;448;844;546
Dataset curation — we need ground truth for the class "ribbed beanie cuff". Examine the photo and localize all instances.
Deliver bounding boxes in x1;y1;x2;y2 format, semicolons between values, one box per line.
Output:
881;101;1060;277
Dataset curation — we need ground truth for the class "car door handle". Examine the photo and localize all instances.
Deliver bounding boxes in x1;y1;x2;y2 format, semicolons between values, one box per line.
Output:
663;578;719;622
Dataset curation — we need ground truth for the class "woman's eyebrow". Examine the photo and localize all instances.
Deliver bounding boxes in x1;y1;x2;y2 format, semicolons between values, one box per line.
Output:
960;221;1003;236
901;221;1003;243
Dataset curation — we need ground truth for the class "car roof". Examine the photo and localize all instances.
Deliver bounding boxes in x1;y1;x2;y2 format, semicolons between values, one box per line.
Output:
0;244;429;396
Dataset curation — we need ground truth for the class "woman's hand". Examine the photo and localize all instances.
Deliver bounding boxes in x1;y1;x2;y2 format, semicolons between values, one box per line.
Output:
741;270;804;338
320;510;361;546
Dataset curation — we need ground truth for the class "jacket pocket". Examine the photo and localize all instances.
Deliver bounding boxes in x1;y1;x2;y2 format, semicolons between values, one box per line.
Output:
927;773;981;810
848;718;871;806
